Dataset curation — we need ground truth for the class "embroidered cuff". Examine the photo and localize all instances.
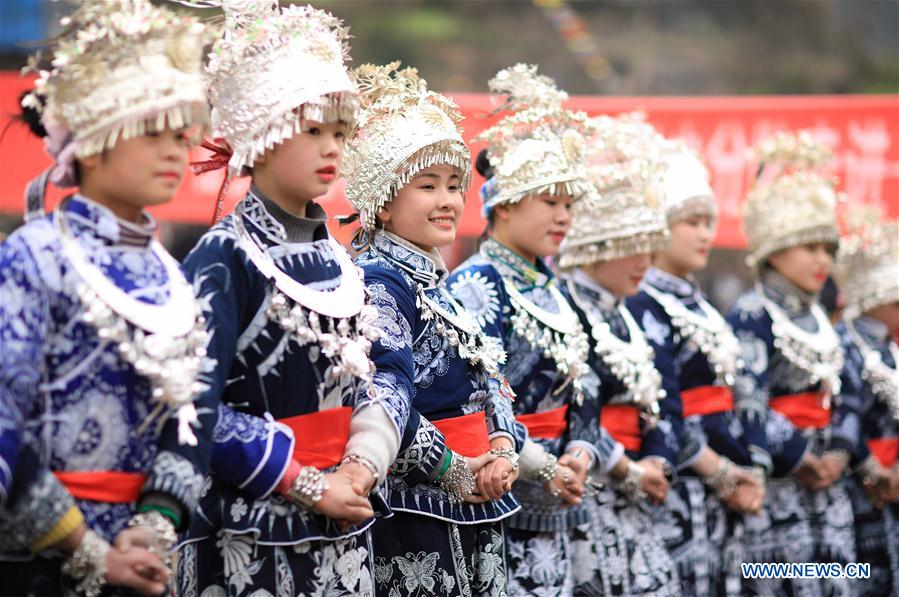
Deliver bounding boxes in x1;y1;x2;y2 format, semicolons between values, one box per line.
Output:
29;505;84;554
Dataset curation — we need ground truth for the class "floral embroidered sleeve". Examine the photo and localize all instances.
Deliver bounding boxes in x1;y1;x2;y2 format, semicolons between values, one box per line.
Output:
627;296;691;471
0;235;77;550
565;366;623;473
183;235;295;498
448;264;526;451
834;331;867;465
727;299;808;476
363;267;442;482
0;390;21;508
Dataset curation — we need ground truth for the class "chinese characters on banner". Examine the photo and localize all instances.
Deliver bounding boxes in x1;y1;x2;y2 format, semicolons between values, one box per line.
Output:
1;73;896;248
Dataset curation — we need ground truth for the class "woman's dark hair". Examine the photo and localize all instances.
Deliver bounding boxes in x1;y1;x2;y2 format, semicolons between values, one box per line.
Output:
17;91;47;139
475;148;493;180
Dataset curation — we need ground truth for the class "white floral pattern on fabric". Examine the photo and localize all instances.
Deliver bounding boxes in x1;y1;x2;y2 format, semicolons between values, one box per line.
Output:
368;282;413;351
449;270;501;328
640;309;670;347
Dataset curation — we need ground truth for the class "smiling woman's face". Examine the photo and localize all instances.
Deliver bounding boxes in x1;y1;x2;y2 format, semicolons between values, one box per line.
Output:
379;163;464;252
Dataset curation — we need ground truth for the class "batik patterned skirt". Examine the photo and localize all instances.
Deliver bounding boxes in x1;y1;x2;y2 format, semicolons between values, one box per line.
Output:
568;486;681;596
371;512;507;597
176;529;374;597
505;527;573;597
846;478;898;597
644;476;728;597
738;477;856;597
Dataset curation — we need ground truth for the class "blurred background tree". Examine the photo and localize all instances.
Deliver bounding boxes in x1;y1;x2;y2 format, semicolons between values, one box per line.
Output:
1;0;897;96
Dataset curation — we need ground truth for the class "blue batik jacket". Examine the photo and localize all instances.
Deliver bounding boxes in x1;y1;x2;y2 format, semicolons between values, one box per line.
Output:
449;240;612;532
180;189;407;547
562;269;682;473
726;270;846;477
628;267;754;470
0;195;213;552
835;315;898;469
355;232;520;524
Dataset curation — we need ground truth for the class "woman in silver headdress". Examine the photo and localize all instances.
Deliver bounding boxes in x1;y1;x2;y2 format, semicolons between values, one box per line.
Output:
726;130;855;596
554;113;681;597
448;64;599;596
627;138;766;596
344;62;521;597
0;1;214;595
833;209;899;597
176;3;405;595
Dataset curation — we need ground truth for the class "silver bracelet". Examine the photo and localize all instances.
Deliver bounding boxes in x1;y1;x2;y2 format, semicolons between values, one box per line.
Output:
128;510;178;558
751;466;767;486
535;453;559;485
341;453;380;484
856;455;886;486
286;466;329;509
616;461;647;502
61;529;109;597
704;456;738;498
438;453;476;504
488;446;519;471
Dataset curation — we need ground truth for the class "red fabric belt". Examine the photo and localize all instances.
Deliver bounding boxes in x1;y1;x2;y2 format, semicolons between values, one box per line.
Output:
769;392;830;429
279;406;353;470
54;471;147;503
868;438;899;468
601;405;642;452
516;405;569;440
681;386;734;417
432;411;490;458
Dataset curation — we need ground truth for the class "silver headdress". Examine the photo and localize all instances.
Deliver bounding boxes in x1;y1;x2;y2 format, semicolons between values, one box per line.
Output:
834;207;899;317
22;0;210;218
342;62;471;231
476;64;593;215
743;130;840;269
653;139;717;224
558;112;670;269
196;1;359;178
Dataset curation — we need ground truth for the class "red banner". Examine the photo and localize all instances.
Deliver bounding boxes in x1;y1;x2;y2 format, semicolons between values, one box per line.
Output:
2;72;896;248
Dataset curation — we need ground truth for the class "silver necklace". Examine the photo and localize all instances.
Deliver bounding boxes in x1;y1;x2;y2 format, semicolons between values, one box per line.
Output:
757;284;844;401
642;283;741;387
568;279;664;422
845;317;899;421
234;202;380;394
418;288;511;397
504;280;590;404
56;202;208;445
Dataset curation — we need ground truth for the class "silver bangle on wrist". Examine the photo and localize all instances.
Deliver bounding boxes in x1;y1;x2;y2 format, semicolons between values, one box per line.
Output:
439;453;476;504
856;455;885;486
535;453;559;486
61;529;109;597
704;456;738;498
286;466;329;509
341;453;380;484
127;510;178;559
616;461;647;503
488;446;519;471
751;466;767;486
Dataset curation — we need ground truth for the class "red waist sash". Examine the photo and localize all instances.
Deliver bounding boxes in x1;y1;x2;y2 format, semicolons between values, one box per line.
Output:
681;386;734;417
516;405;569;440
54;471;147;503
279;406;353;470
868;438;899;468
432;411;490;458
601;405;642;451
769;392;830;429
